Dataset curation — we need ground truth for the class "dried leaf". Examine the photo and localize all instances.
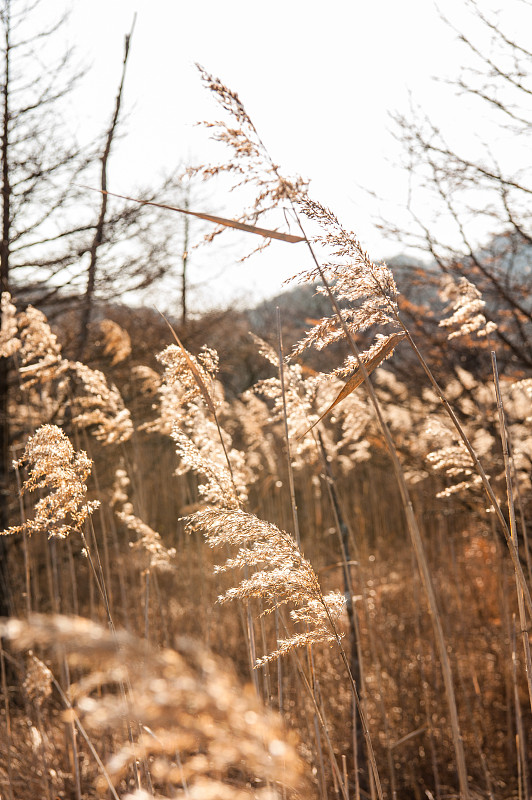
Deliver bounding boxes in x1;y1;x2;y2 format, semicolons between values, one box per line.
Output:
80;187;304;243
297;332;406;439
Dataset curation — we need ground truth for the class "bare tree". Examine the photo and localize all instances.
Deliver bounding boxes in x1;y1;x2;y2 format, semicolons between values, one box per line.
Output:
0;0;95;301
384;0;532;371
76;16;135;359
0;1;188;611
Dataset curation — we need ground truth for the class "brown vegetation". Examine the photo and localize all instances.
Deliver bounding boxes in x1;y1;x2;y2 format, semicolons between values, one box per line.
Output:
0;53;531;800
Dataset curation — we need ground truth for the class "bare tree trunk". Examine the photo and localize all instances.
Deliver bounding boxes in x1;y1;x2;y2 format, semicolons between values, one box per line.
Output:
0;0;12;617
0;2;8;294
77;17;135;360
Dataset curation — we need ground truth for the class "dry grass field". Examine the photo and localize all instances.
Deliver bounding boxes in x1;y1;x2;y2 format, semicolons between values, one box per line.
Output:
0;73;531;800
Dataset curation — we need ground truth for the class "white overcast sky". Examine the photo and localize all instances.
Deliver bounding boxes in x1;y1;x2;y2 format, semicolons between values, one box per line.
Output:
57;0;528;311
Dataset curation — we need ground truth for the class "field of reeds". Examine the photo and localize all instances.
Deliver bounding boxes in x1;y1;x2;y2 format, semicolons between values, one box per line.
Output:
0;73;531;800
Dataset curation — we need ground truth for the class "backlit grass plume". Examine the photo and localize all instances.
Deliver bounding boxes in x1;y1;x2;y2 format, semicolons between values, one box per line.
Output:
2;614;304;800
185;507;346;665
99;319;132;365
4;298;133;444
151;337;251;507
192;65;307;250
0;292;20;357
291;198;399;353
251;333;372;464
68;361;133;445
251;334;324;462
172;419;249;509
17;303;64;386
2;424;99;538
439;274;497;340
196;71;405;392
112;466;176;573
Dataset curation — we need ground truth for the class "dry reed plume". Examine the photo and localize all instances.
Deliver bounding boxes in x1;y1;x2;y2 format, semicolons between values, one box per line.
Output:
185;508;346;665
155;334;347;667
2;615;304;800
2;424;99;538
3;292;133;444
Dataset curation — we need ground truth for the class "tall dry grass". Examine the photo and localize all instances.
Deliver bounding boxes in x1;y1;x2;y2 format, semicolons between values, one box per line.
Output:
0;70;531;800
